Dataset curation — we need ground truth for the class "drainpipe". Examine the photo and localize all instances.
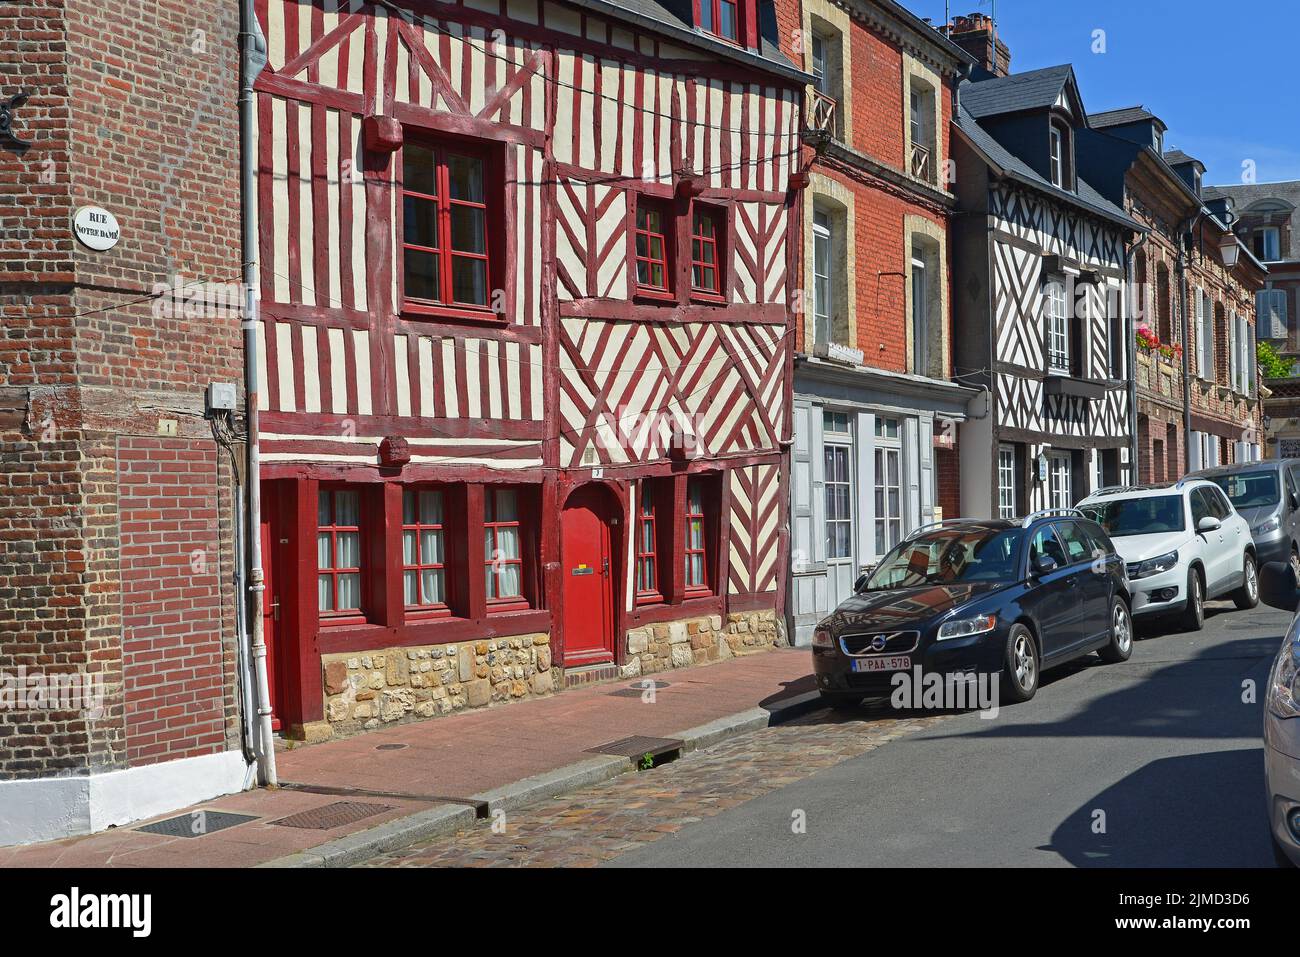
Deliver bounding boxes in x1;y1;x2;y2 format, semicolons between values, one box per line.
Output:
240;0;277;787
1177;211;1204;475
1124;230;1148;481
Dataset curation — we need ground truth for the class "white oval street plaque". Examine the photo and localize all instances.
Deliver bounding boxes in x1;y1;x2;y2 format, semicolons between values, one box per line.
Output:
72;206;120;251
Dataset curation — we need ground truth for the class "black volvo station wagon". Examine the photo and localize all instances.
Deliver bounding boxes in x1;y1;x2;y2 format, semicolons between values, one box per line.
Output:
812;511;1133;708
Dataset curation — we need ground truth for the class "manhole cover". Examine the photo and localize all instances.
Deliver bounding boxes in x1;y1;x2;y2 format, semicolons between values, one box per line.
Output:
137;810;258;838
608;680;670;697
270;801;394;830
376;743;407;751
585;735;682;758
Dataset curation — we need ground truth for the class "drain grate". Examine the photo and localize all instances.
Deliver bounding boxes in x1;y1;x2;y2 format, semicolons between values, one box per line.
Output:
137;810;258;838
270;801;394;830
585;735;682;759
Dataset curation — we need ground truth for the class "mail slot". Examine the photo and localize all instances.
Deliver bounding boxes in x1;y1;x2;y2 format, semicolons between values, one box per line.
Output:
571;566;594;576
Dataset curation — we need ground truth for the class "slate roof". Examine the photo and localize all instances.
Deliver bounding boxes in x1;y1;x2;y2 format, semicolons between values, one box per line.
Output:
1162;149;1203;170
1090;106;1163;130
959;65;1076;120
954;103;1137;230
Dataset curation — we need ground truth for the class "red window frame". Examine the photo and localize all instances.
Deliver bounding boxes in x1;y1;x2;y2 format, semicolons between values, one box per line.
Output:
484;487;529;613
684;477;710;596
635;482;662;604
399;134;500;320
634;196;675;299
697;0;743;43
402;487;450;618
690;204;725;299
317;486;365;623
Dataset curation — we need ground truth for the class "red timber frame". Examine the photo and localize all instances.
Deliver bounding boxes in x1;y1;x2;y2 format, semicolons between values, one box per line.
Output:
251;0;800;731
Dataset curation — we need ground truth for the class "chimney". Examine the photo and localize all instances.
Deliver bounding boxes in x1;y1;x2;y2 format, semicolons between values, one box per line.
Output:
947;12;1011;79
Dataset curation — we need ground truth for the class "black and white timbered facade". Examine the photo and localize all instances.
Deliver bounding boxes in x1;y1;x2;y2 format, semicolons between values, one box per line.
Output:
950;65;1140;518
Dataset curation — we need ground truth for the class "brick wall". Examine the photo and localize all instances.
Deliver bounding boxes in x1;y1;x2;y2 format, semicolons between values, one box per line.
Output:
0;0;243;779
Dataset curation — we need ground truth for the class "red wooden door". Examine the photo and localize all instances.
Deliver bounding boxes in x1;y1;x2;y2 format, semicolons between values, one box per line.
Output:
561;486;615;666
259;482;283;731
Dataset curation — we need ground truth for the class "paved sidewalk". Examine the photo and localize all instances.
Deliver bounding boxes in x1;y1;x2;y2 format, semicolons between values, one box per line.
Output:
0;649;814;868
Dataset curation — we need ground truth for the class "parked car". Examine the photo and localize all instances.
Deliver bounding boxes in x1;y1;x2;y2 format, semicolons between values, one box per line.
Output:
1254;562;1300;867
1077;480;1257;631
1186;460;1300;579
811;512;1132;709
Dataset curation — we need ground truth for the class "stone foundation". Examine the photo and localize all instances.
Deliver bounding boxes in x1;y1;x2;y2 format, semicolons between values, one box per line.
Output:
320;633;553;736
621;609;785;678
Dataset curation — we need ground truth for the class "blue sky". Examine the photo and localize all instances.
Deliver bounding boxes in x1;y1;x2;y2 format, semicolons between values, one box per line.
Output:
905;0;1300;186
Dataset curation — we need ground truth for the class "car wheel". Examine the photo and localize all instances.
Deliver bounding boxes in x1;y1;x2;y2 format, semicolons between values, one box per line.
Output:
1233;552;1259;610
1000;624;1039;704
819;691;861;712
1179;567;1204;632
1098;597;1133;663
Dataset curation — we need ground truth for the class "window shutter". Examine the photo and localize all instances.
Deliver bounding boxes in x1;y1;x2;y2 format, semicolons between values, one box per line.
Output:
1248;321;1257;395
1195;290;1206;378
1229;312;1238;390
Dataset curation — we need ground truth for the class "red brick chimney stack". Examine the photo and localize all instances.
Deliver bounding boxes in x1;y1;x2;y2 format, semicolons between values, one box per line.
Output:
947;12;1011;79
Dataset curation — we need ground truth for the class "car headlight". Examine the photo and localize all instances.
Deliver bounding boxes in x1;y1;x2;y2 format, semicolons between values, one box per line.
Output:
936;614;997;641
812;626;835;650
1129;550;1179;580
1254;518;1281;536
1267;632;1300;720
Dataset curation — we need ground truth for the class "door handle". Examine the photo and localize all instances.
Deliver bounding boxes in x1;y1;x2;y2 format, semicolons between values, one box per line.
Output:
602;558;609;577
270;599;280;622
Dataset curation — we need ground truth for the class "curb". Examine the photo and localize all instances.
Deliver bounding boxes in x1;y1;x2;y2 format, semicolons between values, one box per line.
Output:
260;687;824;868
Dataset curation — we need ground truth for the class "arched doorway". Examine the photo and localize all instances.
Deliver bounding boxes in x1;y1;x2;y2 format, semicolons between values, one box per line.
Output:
560;484;620;667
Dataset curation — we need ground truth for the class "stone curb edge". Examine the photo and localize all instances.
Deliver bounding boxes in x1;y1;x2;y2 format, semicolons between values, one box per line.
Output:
258;687;823;868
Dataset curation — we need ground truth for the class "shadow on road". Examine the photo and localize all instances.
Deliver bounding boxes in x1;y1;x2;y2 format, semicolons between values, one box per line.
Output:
1038;748;1273;867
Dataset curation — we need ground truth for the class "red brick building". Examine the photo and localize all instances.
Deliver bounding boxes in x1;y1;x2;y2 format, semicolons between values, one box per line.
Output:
0;0;251;843
783;1;978;644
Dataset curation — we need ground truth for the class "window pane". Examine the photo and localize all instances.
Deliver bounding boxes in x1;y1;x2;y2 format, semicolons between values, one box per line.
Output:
423;568;444;604
638;206;662;233
446;154;483;202
450;205;486;254
336;490;359;525
404;570;418;605
689;518;703;549
404;144;436;195
336;530;360;569
318;575;333;611
403;195;439;247
402;490;417;525
451;256;487;305
317;495;330;527
719;0;736;38
405;248;441;301
420;490;442;525
421;528;442;564
689;553;704;584
496;526;519;560
317;532;332;569
641;522;654;551
699;0;712;31
494;489;518;521
402;529;417;565
337;573;360;610
485;564;496;598
497;563;521;598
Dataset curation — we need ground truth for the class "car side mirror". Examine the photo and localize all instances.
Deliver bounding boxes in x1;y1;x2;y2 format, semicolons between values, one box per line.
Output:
1259;561;1300;613
1197;516;1221;533
853;573;869;593
1033;554;1058;577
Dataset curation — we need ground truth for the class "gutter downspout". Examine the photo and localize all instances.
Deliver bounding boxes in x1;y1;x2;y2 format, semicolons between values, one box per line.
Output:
240;0;277;787
1124;230;1149;481
1177;211;1204;475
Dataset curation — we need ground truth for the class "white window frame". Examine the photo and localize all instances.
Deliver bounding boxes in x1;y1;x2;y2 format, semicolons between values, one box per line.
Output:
1045;279;1070;374
1049;126;1064;188
997;445;1018;519
1260;226;1281;261
823;433;854;564
874;422;904;556
812;210;832;346
1047;451;1072;511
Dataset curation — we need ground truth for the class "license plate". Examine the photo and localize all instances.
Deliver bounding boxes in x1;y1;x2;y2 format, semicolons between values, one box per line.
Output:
852;656;911;673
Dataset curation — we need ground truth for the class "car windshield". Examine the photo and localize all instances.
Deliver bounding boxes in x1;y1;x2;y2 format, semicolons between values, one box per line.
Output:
1078;495;1185;537
1211;471;1280;509
864;527;1023;589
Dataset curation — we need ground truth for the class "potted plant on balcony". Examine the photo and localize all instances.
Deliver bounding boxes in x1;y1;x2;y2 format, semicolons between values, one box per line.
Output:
1135;324;1181;364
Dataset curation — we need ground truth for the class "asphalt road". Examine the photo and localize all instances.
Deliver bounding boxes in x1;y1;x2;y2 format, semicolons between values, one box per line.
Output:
608;599;1290;868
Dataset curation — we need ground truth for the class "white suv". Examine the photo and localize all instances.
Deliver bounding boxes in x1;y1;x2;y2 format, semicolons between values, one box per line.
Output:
1078;480;1258;630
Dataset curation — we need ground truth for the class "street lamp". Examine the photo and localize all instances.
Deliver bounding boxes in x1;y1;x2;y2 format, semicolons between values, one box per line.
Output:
1220;237;1241;268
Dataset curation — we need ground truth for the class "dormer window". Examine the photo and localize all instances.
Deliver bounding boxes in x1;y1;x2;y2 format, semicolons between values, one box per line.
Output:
1049;119;1073;191
1192;167;1202;196
1049;126;1064;187
699;0;742;44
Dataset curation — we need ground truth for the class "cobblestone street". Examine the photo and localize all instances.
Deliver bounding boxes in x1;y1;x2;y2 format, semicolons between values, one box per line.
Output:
365;709;950;867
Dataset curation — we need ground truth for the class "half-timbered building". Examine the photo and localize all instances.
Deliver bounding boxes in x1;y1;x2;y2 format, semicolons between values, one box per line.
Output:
950;40;1140;518
251;0;805;737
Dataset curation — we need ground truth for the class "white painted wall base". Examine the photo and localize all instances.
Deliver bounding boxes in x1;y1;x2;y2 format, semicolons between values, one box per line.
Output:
0;750;256;847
